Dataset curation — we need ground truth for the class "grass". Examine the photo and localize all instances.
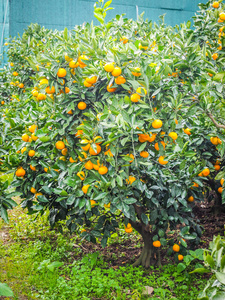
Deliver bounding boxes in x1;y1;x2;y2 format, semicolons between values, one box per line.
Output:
0;204;208;300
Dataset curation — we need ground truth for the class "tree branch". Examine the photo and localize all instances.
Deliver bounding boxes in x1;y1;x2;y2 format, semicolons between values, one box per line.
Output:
206;111;225;129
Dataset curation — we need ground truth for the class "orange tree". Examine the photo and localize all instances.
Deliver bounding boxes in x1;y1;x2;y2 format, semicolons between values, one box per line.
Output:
190;0;225;213
0;0;225;266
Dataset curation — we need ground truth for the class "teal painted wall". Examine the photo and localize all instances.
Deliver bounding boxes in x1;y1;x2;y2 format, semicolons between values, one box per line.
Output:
0;0;9;65
9;0;207;38
0;0;207;65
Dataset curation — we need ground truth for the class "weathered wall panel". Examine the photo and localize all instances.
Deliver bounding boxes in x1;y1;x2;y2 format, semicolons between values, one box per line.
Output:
0;0;9;65
0;0;207;65
9;0;207;38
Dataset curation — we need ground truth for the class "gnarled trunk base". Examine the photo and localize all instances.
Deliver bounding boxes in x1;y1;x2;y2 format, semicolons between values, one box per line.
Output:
132;230;161;268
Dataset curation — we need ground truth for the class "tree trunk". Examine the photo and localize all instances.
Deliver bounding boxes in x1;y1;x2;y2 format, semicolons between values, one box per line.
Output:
131;223;160;268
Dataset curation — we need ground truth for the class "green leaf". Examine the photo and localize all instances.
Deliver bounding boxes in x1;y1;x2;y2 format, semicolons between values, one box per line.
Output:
0;207;9;223
63;27;68;41
216;272;225;285
94;192;109;201
177;263;186;273
212;291;225;300
141;213;148;225
206;254;215;269
39;136;51;142
47;261;63;272
0;283;14;297
158;229;165;237
123;197;137;204
189;268;210;274
213;72;225;82
139;142;147;152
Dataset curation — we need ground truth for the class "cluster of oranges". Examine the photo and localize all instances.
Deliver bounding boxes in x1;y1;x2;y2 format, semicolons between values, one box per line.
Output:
153;241;184;261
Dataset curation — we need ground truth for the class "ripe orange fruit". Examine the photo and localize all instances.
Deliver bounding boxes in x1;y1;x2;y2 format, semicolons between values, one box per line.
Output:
78;55;89;66
30;165;36;171
104;203;111;208
214;165;221;171
18;83;24;88
120;36;128;44
21;147;27;154
98;166;108;175
1;101;4;105
37;93;47;101
152;119;163;129
44;167;48;172
178;254;184;261
93;160;100;170
212;53;218;60
158;156;168;165
220;178;224;185
210;137;219;145
219;12;225;20
136;87;147;96
30;187;36;194
61;148;68;156
13;71;18;76
85;160;94;170
45;86;55;94
84;80;92;87
111;67;122;77
29;125;37;133
28;150;35;157
188;196;194;202
192;182;199;188
67;110;73;115
77;171;85;180
80;139;91;151
212;1;219;8
31;133;38;141
15;167;26;177
35;192;43;198
126;176;136;184
78;102;87;110
115;76;126;85
55;141;65;150
132;67;141;77
153;241;161;247
168;132;178;140
69;60;79;68
86;76;97;84
183;128;191;135
65;54;72;62
140;151;149;158
79;151;87;162
69;157;76;163
130;93;140;102
39;78;48;85
90;200;96;207
107;83;117;92
104;62;115;72
173;244;180;252
126;153;134;163
89;144;101;155
202;168;210;177
22;134;29;142
57;68;67;77
218;187;223;194
82;184;90;194
94;136;103;144
125;227;133;233
154;141;166;151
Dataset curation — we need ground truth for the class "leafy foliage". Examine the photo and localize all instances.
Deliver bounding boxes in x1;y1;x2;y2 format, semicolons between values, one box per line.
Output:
0;0;225;266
